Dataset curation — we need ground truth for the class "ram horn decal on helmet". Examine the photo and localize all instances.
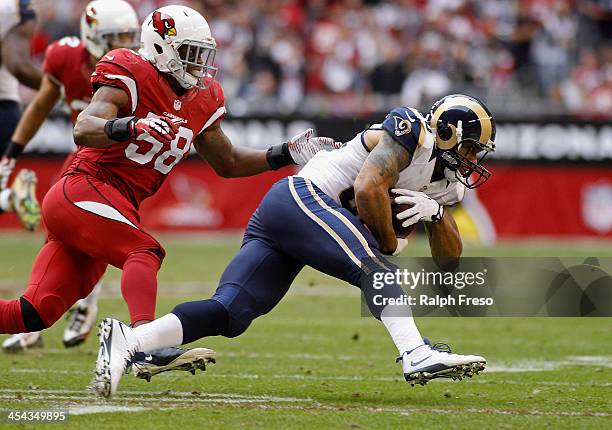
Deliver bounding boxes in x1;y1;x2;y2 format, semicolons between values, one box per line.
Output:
428;94;497;189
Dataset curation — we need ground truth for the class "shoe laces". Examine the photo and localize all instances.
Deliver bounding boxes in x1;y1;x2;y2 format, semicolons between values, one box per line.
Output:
424;338;452;353
66;307;88;332
396;338;452;362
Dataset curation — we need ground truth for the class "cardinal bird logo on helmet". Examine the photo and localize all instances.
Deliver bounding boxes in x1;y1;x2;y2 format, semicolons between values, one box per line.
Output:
85;6;97;27
152;11;177;39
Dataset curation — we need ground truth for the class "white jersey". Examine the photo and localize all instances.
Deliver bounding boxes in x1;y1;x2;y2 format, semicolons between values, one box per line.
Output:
0;0;36;102
298;107;465;211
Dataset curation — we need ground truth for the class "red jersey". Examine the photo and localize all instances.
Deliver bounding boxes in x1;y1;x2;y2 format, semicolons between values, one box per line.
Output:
67;48;226;208
43;36;94;124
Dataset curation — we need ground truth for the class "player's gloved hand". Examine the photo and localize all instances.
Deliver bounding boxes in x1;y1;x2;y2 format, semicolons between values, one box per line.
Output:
267;129;344;170
392;189;444;227
131;116;179;144
0;157;16;190
286;128;344;166
105;116;179;144
0;141;25;190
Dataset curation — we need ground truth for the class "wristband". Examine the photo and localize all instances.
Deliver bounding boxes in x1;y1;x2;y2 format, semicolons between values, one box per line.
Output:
3;141;25;158
431;204;444;224
104;117;136;141
266;142;294;170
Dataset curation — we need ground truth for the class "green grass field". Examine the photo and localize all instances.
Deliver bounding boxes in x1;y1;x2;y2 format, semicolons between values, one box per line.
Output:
0;232;611;429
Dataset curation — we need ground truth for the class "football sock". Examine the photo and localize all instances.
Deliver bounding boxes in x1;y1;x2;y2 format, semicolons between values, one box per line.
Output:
0;189;13;212
121;251;160;324
133;313;183;353
0;299;27;334
83;280;102;307
380;304;424;354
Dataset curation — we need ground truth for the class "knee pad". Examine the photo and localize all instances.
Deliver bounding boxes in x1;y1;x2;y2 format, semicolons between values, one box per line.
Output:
20;297;46;331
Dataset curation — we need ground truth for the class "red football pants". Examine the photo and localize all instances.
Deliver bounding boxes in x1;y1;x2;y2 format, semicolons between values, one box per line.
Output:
0;174;165;333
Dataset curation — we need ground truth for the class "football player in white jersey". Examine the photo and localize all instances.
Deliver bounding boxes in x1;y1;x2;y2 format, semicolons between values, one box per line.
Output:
0;0;42;232
93;94;495;397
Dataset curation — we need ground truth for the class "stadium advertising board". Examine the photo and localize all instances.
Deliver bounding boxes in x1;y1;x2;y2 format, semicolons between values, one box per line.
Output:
4;116;611;238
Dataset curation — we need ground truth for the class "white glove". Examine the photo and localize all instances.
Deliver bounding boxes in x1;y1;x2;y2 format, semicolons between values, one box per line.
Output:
392;237;409;256
287;128;344;166
392;188;444;228
0;157;16;190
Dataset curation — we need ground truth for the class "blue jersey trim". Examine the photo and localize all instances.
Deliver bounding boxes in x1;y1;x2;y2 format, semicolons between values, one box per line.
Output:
381;107;424;156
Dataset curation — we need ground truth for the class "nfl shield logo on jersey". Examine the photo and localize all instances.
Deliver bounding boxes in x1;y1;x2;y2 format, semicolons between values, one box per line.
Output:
174;99;182;111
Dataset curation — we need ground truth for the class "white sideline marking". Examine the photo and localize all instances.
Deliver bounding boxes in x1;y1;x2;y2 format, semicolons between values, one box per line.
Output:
485;362;560;373
0;389;610;418
10;368;88;374
567;356;612;367
0;393;610;418
0;394;309;405
0;389;310;404
6;369;612;388
70;405;146;415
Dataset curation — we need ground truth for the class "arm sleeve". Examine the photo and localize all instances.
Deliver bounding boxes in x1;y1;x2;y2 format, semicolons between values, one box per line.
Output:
381;107;427;157
91;60;138;114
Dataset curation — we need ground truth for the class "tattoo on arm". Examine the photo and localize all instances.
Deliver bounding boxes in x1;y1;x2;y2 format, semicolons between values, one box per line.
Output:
368;132;412;184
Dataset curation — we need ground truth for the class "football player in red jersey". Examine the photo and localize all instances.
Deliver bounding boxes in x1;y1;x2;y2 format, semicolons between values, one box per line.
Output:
0;5;339;388
0;0;140;353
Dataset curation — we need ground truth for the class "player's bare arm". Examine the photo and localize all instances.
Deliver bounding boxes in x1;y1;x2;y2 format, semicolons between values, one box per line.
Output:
2;20;42;89
195;123;342;178
1;76;62;188
354;131;411;254
194;122;272;178
73;86;129;148
11;75;61;148
423;210;462;270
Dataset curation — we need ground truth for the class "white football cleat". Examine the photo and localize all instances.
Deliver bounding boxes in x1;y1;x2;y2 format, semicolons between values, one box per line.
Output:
399;338;486;386
93;318;139;398
10;169;41;231
132;347;216;382
63;300;98;347
2;332;43;353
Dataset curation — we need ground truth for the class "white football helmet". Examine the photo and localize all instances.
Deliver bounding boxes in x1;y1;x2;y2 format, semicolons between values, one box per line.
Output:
80;0;140;59
140;5;218;90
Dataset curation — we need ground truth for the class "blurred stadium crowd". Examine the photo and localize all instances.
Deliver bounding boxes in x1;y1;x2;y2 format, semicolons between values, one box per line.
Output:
31;0;611;118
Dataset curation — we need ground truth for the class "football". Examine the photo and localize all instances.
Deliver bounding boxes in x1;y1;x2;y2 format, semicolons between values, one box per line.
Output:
390;190;415;238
